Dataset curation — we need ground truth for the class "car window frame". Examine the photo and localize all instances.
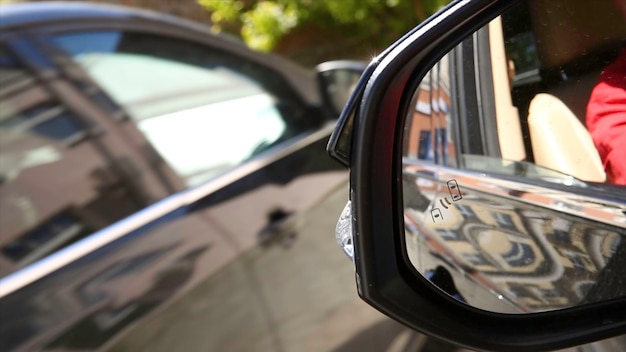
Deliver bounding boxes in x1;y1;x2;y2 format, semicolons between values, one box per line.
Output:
33;19;317;126
29;19;327;189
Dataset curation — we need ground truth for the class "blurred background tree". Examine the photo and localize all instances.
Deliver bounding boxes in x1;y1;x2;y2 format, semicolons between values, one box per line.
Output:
27;0;449;67
199;0;450;66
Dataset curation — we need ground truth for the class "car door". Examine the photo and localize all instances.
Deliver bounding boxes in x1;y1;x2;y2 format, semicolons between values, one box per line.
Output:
0;17;363;351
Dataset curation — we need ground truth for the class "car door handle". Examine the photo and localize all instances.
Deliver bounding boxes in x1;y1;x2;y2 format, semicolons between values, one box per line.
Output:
257;208;300;248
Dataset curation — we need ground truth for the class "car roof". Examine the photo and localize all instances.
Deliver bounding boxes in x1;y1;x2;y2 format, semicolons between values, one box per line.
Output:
1;2;204;31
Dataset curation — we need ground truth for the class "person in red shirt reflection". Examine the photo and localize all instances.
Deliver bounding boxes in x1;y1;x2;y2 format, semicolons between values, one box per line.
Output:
586;48;626;185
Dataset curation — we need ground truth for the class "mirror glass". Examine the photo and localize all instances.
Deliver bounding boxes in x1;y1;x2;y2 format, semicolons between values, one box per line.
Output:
401;0;626;313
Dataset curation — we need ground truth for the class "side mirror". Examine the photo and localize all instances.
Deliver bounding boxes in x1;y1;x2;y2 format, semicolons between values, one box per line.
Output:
328;0;626;350
316;60;366;117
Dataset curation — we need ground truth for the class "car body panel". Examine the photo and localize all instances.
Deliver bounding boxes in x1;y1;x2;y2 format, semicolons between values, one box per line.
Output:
0;3;406;351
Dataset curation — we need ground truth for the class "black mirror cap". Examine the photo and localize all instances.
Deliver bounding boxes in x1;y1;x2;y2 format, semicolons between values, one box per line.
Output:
348;0;626;351
315;60;367;118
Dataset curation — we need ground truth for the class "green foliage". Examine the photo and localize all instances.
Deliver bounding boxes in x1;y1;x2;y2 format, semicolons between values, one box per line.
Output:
240;2;298;50
199;0;450;52
199;0;243;31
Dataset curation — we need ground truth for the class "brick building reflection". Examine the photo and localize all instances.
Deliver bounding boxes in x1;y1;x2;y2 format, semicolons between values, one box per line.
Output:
403;58;456;167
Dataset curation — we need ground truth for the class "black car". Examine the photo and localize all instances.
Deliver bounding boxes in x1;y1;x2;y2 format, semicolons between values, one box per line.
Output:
329;0;626;350
0;3;427;352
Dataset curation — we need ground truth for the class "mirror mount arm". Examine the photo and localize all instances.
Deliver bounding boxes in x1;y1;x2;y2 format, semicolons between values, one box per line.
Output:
315;60;367;119
327;63;379;167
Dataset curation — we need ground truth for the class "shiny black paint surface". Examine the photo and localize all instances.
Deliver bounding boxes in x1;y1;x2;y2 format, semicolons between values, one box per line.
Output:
0;133;352;351
0;4;428;351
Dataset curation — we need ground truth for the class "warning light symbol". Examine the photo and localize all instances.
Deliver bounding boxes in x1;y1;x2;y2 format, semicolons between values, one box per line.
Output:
431;179;463;223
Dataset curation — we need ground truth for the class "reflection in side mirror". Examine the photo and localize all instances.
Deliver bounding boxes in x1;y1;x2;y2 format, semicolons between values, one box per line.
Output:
401;2;626;313
403;161;626;313
316;61;366;117
328;0;626;349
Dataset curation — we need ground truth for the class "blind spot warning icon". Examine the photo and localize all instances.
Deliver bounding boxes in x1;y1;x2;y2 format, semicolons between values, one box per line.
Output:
447;179;462;201
431;208;443;222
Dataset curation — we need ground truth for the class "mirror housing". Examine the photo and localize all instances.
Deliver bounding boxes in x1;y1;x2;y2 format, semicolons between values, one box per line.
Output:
316;60;367;118
327;0;626;350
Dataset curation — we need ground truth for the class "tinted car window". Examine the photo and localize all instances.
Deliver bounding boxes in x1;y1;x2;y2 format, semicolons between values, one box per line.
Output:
0;46;147;276
52;31;309;187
